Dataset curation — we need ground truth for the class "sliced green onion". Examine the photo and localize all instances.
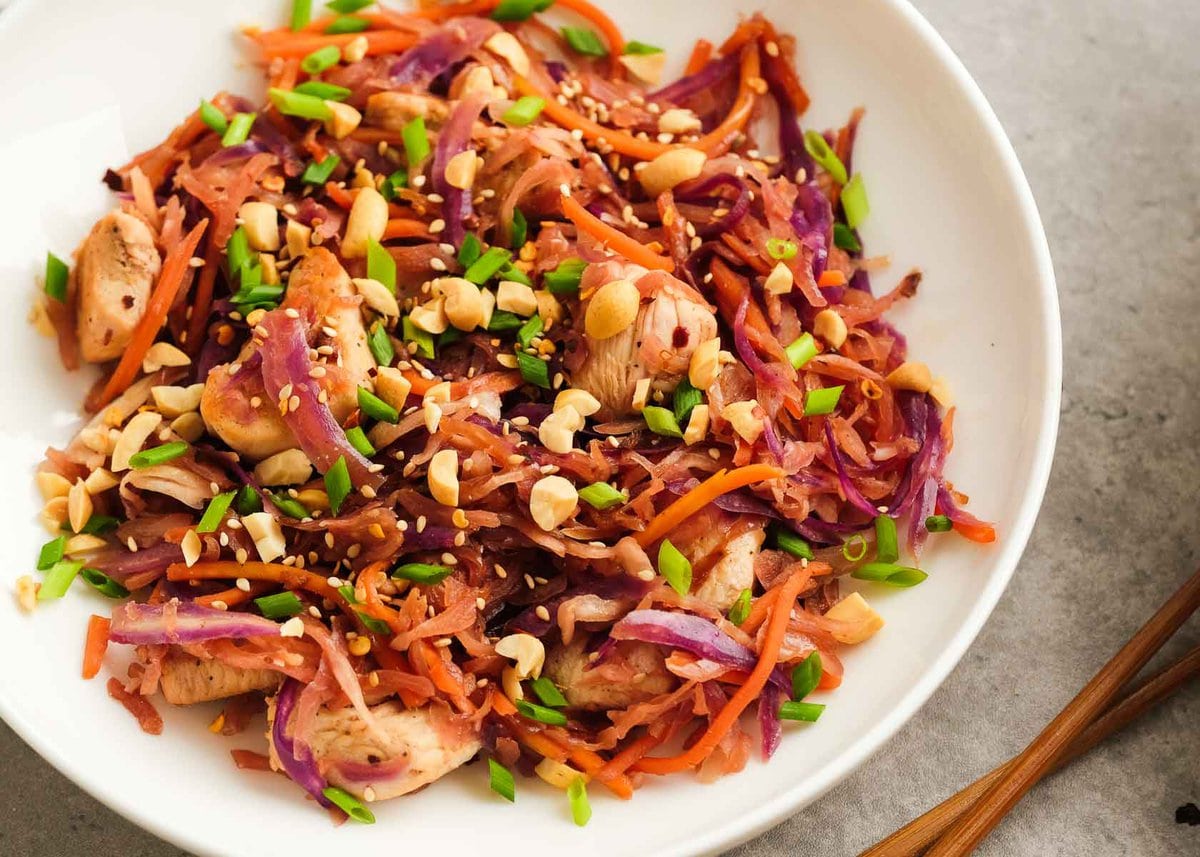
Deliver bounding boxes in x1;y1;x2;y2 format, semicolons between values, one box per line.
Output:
779;700;825;722
44;252;69;302
568;777;591;827
232;283;284;307
269;87;333;121
672;378;703;426
291;0;313;31
516;699;568;726
851;561;927;587
578;482;627;510
498;262;532;286
874;514;899;563
325;456;352;516
80;567;130;599
337;583;358;604
882;567;928;587
833;223;861;253
301;153;341;185
128;441;189;469
487;310;523;332
464;246;512;284
657;539;692;596
199;99;228;135
379;168;407;201
516;314;543;349
322;786;375;824
530;676;568;708
791;651;822;701
76;514;120;536
402;116;430;174
235;486;262;515
543;257;586;294
803;130;848;185
197;491;236;534
842;174;870;230
517;351;550;389
366;238;396;293
488;757;516;802
226;226;251;275
623;40;663;55
803;385;844;416
766;237;798;260
39;560;82;601
642;405;683;438
367;321;395;368
270;494;310;519
492;0;553;22
501;96;546;127
562;26;607;57
300;44;341;75
221;112;256;147
357;386;399;424
401;316;436;360
438;327;464;348
457;233;482;268
925;514;953;533
325;15;370;34
841;533;868;563
510;207;528;249
392;562;453;584
357;611;391;634
727;588;752;626
772;527;814;560
255;591;305;619
785;333;818;369
345;426;376;457
326;0;373;13
294;81;350;102
37;536;67;571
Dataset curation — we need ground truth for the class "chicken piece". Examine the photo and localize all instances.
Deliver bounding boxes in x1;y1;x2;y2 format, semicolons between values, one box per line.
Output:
692;527;766;611
76;209;161;362
543;636;675;711
364;92;449;130
668;508;766;611
200;248;374;460
287;702;481;801
159;653;279;705
571;260;717;418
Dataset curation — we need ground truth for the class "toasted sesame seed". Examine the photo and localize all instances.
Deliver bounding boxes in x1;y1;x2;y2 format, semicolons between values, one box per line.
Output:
360;485;377;499
524;573;535;589
535;605;551;622
416;515;427;533
235;577;251;592
475;597;487;610
637;569;656;581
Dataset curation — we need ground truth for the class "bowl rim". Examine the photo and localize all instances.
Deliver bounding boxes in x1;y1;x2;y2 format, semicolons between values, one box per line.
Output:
0;0;1061;855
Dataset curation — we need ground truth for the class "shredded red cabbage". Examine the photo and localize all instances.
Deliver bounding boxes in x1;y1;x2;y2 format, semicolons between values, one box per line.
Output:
109;599;282;645
431;91;488;247
273;678;334;808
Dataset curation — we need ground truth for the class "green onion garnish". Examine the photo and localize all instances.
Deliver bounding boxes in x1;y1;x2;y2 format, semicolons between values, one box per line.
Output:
851;561;927;587
543;257;587;294
402;116;430;175
772;527;814;560
501;96;546;127
488;757;516;802
510;207;528;249
623;40;663;55
401;316;436;360
325;456;352;516
498;262;532;286
357;612;391;634
80;567;130;599
366;238;396;293
128;441;189;469
516;699;568;726
368;321;394;368
255;591;305;619
779;700;825;722
226;226;251;275
392;562;453;584
530;676;568;708
492;0;553;22
925;514;953;533
324;15;370;34
438;327;464;348
578;482;627;510
464;246;513;284
516;314;543;349
833;223;861;253
270;494;310;519
301;153;341;185
766;237;798;260
841;533;868;563
268;87;333;122
517;351;551;389
232;283;284;307
357;386;399;424
842;174;870;230
38;560;83;601
199;99;228;135
803;385;844;416
657;539;692;596
345;426;375;457
568;777;591;826
874;514;899;563
802;130;848;185
338;583;358;603
785;332;818;369
294;80;352;101
457;233;482;268
75;514;120;536
727;588;752;625
642;405;683;438
235;486;262;515
221;112;256;147
791;651;822;700
562;26;607;57
300;44;341;75
44;252;69;302
672;378;703;426
291;0;313;31
197;491;236;534
322;786;376;824
379;168;407;201
487;310;523;332
37;536;67;571
325;0;373;13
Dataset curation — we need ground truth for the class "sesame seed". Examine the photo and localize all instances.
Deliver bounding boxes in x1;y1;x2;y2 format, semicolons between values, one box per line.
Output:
441;553;457;565
235;578;251;592
637;569;656;581
416;515;427;533
475;597;486;610
535;605;550;621
430;257;447;271
434;637;453;648
210;600;228;611
428;219;446;233
235;548;248;564
524;573;535;589
426;193;444;203
284;307;301;319
360;485;377;499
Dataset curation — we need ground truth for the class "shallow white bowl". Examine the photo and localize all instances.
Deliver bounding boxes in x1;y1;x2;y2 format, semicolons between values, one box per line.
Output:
0;1;1059;855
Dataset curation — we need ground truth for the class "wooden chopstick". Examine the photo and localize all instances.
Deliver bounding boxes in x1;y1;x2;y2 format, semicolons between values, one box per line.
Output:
921;566;1200;855
860;644;1200;857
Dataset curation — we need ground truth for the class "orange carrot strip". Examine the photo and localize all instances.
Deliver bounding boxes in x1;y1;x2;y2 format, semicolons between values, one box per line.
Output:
230;749;274;771
411;0;499;20
411;639;475;713
953;520;998;543
167;560;337;599
489;687;517;716
717;18;766;55
738;586;779;636
633;567;809;774
90;219;208;411
685;38;714;75
195;581;273;609
818;269;847;287
324;181;355;209
107;677;164;735
257;29;416;61
82;615;110;680
595;732;660;782
635;465;785;547
384;218;433;240
508;720;635;799
561;195;675;271
556;0;625;55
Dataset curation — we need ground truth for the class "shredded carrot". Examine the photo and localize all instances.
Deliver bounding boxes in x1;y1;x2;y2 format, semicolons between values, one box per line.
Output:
633;567;810;774
324;181;356;209
107;677;164;735
738;586;779;636
256;29;416;61
120;110;208;188
194;581;273;609
595;732;661;782
717;17;767;55
384;218;433;240
555;0;625;55
288;12;406;33
411;639;475;713
89;219;208;411
508;720;635;799
685;38;714;75
561;195;675;271
818;269;847;287
230;749;274;771
953;519;997;544
269;56;301;90
411;0;499;20
709;256;790;364
489;687;517;716
635;464;785;547
167;560;337;599
82;615;110;680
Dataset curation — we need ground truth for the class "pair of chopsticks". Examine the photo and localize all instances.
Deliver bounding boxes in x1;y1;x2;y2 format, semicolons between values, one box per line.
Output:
863;565;1200;856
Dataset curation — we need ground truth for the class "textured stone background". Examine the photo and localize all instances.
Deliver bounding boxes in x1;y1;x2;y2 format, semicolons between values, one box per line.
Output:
1;0;1197;855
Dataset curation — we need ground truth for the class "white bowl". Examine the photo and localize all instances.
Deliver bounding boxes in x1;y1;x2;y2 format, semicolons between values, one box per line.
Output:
0;1;1059;855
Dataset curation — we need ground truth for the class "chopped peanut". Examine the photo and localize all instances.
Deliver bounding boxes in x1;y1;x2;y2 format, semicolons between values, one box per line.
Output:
813;309;848;349
529;475;578;531
428;448;460;506
584;278;639;340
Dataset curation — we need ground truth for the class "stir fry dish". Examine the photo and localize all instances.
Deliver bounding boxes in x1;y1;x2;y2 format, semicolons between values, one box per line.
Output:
23;0;997;826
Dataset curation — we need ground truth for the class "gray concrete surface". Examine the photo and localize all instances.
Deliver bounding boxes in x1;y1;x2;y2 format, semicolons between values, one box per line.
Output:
2;0;1198;855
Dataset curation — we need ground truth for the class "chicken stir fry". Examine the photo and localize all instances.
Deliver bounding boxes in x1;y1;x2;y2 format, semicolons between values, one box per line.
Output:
76;210;160;363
